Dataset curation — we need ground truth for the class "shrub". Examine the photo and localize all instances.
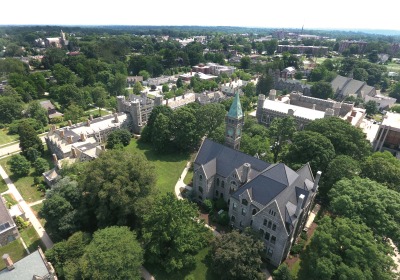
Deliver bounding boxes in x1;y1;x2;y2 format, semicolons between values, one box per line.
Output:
14;216;29;230
214;198;228;211
9;154;30;177
217;211;229;226
34;158;50;175
290;239;306;255
203;199;213;213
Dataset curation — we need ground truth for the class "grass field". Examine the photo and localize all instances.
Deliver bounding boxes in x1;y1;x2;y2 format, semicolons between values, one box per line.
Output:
2;193;17;206
0;128;18;146
20;226;46;253
386;62;400;73
0;239;27;270
184;169;193;186
146;247;218;280
0;177;8;193
125;139;189;194
31;203;46;227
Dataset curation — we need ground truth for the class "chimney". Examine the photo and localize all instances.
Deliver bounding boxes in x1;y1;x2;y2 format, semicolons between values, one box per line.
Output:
89;114;94;121
347;116;353;123
51;124;56;132
288;109;294;116
2;254;14;271
59;130;64;138
114;113;119;123
68;120;72;126
242;163;251;183
87;119;91;126
71;147;77;158
67;135;73;144
101;145;105;151
312;104;316;110
269;89;276;101
351;110;357;117
80;133;86;142
295;194;305;218
312;171;322;192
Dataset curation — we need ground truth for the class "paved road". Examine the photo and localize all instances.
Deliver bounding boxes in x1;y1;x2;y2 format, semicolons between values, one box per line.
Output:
0;165;53;250
0;135;47;158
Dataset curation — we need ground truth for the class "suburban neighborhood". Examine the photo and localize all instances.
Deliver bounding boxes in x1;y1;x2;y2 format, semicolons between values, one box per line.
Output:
0;21;399;280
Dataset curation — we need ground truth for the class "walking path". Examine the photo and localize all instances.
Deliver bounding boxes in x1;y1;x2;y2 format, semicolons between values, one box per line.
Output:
0;165;53;250
28;199;45;207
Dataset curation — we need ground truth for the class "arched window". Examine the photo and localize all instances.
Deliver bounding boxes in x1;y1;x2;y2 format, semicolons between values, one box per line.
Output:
199;174;203;181
216;178;220;186
252;209;257;215
265;232;270;241
259;229;265;237
199;186;203;193
231;215;236;222
221;181;225;188
242;199;248;206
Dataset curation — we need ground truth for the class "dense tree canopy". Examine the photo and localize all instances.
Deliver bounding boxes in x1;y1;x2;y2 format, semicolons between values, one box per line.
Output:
18;121;44;157
210;230;264;280
310;81;334;99
305;117;371;160
298;216;395;280
142;193;211;273
328;177;400;245
268;117;296;162
9;154;30;177
105;129;132;149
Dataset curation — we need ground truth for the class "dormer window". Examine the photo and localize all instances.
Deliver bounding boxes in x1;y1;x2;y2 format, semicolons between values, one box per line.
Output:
199;174;203;181
242;199;248;206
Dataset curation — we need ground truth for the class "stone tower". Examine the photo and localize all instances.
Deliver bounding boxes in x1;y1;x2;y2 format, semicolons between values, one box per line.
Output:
225;91;244;150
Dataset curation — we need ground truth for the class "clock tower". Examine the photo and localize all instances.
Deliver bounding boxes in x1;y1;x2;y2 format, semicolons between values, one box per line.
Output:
225;91;244;150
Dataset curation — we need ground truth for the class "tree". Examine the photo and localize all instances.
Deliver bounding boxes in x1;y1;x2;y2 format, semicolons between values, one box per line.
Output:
273;263;293;280
9;154;30;177
360;151;400;192
132;81;143;95
195;103;226;137
176;77;184;88
298;216;395;280
106;129;132;149
364;100;379;116
283;131;335;173
26;101;48;127
171;107;201;151
63;104;84;124
81;226;143;280
240;56;251;70
328;177;400;245
79;150;156;231
142;193;211;273
18;121;44;157
52;63;77;85
210;230;264;280
34;157;50;175
268;117;297;163
320;155;360;199
310;81;334;99
150;113;172;153
138;70;150;81
256;74;273;95
305;117;371;160
0;95;23;124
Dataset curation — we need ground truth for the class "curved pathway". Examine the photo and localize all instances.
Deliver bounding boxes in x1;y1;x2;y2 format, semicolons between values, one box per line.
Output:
0;165;53;250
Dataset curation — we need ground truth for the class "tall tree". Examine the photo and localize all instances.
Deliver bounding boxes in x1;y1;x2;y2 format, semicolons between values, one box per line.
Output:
305;117;371;160
310;81;334;99
268;117;296;162
329;177;400;244
142;193;211;273
81;226;143;280
79;150;156;231
256;74;273;95
18;121;44;157
195;103;226;137
0;95;23;124
210;230;264;280
298;216;395;280
282;131;335;173
26;101;49;127
9;154;30;177
106;129;132;149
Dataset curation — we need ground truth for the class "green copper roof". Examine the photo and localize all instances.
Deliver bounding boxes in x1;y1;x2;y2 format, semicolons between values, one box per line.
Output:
228;91;243;119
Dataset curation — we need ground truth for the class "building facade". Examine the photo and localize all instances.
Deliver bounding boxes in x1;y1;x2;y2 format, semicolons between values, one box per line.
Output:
373;112;400;158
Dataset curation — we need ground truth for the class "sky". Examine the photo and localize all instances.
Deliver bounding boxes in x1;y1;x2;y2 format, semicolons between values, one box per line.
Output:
1;0;399;31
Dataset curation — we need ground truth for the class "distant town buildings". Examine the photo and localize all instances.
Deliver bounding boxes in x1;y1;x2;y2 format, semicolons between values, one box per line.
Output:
277;45;328;55
338;40;368;53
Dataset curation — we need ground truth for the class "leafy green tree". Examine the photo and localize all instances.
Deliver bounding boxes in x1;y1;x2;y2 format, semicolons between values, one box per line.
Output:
176;77;184;88
364;100;379;116
0;95;23;124
273;263;293;280
81;226;143;280
195;103;226;137
79;150;156;231
283;131;335;173
328;177;400;245
142;193;211;273
63;104;84;124
141;105;173;144
389;82;400;102
52;63;77;85
298;216;395;280
8;118;43;135
138;70;150;81
106;129;132;149
256;74;273;95
305;117;371;160
132;81;143;95
172;107;201;152
150;113;172;153
321;155;360;199
353;67;369;81
34;158;50;175
210;230;264;280
18;121;44;157
360;151;400;192
268;117;296;163
26;101;49;127
242;82;256;98
9;154;30;177
310;81;334;99
240;56;251;69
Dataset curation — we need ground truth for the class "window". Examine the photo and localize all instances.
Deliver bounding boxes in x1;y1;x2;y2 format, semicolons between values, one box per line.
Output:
241;208;247;216
263;219;268;226
265;232;270;241
267;221;272;228
221;181;225;188
199;186;203;193
0;222;10;232
233;202;237;210
242;199;248;206
267;248;273;257
269;209;276;216
250;220;253;226
252;209;257;215
259;229;265;236
272;224;277;231
239;221;243;227
231;215;236;222
216;190;219;196
216;178;220;186
271;236;276;244
199;174;203;181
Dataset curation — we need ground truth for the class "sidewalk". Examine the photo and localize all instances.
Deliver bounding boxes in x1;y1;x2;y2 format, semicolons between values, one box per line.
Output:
174;161;192;200
0;165;53;250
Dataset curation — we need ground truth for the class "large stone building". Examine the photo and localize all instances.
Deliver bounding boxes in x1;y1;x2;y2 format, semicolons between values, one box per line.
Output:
373;112;400;158
256;90;365;129
331;75;376;100
193;93;320;266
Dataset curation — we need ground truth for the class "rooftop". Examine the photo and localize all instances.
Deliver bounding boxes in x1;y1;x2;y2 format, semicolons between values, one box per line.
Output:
382;112;400;129
262;99;325;121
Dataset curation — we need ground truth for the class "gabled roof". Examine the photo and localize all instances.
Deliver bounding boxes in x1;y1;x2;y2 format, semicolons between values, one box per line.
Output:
227;91;243;119
194;139;270;178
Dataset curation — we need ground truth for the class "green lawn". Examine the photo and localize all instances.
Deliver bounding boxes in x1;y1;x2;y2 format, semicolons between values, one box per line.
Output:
184;169;193;186
0;177;8;193
0;239;27;270
290;259;301;278
124;139;189;194
146;247;218;280
20;226;46;253
2;193;17;206
386;62;400;73
0;128;18;146
31;203;46;227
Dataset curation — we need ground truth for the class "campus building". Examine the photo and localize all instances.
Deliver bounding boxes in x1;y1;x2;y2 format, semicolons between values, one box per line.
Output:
373;112;400;158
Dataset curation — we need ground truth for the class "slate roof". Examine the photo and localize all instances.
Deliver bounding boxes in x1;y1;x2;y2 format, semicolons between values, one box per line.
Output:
227;91;243;119
195;139;270;178
331;75;375;97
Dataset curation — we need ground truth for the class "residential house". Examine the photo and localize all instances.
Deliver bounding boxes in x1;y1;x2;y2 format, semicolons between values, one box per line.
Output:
331;75;376;100
0;198;19;246
127;76;143;87
39;100;63;120
193;93;321;266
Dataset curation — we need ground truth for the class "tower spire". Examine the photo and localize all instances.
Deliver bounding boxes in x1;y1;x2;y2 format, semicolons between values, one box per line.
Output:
225;91;244;150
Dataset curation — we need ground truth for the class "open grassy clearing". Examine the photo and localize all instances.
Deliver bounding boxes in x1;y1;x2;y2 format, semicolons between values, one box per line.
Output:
0;128;19;146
